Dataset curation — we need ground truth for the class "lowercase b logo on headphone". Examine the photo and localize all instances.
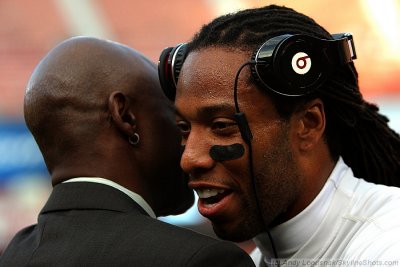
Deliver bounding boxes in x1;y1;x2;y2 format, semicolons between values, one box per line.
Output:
292;52;311;75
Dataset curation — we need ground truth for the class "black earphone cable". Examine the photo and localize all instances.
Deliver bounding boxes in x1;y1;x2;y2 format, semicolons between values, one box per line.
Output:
233;62;252;114
233;61;280;265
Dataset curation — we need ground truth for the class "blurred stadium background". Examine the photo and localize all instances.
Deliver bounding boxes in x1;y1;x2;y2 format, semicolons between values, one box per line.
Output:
0;0;399;254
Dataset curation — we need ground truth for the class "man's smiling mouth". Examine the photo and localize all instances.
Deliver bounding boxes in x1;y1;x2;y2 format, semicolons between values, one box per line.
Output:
194;188;231;206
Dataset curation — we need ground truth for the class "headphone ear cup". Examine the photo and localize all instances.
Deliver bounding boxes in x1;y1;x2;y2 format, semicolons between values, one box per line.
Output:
252;35;326;96
169;43;187;88
158;44;188;101
158;47;176;101
274;37;325;95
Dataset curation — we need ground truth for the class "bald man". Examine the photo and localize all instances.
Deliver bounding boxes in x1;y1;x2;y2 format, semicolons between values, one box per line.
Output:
0;37;255;267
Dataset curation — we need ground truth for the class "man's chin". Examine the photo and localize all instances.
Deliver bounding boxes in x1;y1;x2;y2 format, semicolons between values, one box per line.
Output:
211;220;261;242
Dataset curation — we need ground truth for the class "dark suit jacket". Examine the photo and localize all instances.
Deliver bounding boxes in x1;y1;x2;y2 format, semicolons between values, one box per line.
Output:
0;182;255;267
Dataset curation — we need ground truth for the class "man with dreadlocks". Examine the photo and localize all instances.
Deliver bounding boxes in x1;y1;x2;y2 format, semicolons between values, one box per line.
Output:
158;4;400;267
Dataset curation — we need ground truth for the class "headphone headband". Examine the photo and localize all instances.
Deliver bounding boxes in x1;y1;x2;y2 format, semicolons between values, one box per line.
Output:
158;33;356;100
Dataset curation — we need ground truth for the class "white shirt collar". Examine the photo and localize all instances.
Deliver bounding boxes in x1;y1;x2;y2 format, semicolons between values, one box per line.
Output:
253;157;348;261
63;177;156;219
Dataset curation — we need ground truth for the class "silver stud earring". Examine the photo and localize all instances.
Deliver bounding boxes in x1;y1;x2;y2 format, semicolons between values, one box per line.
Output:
129;133;140;146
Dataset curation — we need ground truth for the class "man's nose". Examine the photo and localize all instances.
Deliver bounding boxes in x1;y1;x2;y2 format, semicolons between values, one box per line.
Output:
181;133;214;174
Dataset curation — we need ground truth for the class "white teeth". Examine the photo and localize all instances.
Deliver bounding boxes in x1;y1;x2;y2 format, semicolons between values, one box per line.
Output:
196;188;225;199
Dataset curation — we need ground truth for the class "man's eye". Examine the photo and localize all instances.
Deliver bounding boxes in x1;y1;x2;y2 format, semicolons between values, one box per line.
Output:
177;121;190;136
211;120;237;131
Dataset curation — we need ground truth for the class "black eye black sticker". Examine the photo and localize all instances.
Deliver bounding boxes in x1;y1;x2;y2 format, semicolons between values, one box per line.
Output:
209;143;245;161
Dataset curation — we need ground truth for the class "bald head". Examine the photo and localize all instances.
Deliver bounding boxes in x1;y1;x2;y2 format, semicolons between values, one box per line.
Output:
24;37;162;177
25;37;156;128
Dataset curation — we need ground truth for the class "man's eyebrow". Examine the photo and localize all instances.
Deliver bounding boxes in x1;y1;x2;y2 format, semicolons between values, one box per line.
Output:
175;103;236;119
197;104;236;117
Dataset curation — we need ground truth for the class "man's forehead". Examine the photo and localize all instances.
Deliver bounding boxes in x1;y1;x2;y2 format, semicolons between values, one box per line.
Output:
181;48;247;76
176;52;239;101
175;72;234;105
175;47;255;118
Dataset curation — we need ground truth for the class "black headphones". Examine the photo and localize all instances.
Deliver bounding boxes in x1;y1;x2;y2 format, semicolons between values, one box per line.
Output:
158;33;356;100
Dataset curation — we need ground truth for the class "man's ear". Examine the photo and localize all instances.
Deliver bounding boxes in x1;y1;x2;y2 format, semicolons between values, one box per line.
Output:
108;91;136;135
296;98;326;151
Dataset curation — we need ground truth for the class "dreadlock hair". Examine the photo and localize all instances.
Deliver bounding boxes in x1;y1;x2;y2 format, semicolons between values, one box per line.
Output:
186;5;400;186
